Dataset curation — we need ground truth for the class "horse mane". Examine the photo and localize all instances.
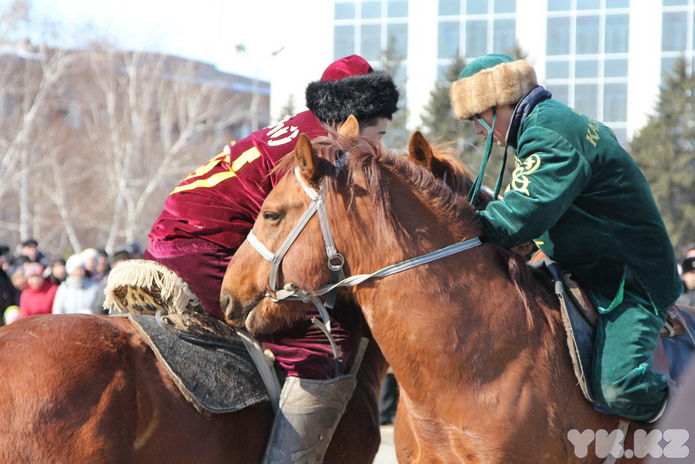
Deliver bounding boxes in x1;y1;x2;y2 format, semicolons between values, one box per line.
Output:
275;130;555;333
274;129;482;243
424;141;495;209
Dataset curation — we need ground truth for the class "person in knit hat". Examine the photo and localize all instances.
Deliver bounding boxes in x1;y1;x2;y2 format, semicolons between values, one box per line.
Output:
450;53;682;422
107;55;399;463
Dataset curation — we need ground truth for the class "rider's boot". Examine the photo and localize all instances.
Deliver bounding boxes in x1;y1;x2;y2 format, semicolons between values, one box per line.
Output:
261;373;358;464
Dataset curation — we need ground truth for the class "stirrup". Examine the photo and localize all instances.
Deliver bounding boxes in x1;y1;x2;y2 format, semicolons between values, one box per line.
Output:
103;259;203;316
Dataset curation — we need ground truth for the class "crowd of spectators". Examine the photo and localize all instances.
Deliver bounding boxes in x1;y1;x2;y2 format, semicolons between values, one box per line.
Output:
0;239;140;325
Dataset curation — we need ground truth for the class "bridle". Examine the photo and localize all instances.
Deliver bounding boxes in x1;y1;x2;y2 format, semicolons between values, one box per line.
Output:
246;157;483;357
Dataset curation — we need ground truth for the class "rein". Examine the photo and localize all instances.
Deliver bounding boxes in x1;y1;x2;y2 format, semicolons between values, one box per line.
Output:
247;161;482;349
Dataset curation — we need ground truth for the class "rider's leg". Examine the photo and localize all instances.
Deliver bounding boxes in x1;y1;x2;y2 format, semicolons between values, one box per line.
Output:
257;315;361;464
262;374;358;464
591;283;670;421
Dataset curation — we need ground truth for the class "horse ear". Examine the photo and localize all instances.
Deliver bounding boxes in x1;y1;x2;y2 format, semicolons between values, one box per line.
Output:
408;131;434;170
294;133;322;184
338;115;360;141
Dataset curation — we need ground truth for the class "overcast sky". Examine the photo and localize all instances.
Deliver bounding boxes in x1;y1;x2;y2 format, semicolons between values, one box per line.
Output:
8;0;337;119
21;0;303;80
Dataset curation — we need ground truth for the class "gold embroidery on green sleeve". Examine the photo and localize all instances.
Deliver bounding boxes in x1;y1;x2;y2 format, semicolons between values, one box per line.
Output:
510;154;541;196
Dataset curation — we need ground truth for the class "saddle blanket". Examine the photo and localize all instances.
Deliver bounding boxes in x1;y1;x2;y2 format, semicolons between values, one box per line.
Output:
541;259;695;405
127;312;270;414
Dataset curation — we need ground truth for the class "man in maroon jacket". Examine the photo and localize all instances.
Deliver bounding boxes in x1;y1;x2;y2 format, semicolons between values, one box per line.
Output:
142;55;399;462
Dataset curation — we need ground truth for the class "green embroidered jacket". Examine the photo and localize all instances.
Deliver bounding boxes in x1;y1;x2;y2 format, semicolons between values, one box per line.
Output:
479;99;682;311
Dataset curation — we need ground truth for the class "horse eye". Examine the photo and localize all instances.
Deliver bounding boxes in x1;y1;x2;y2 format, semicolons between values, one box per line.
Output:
263;211;281;222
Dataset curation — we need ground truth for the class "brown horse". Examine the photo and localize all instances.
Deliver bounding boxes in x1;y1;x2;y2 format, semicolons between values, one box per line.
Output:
0;281;388;462
221;128;646;463
0;314;271;463
0;126;488;464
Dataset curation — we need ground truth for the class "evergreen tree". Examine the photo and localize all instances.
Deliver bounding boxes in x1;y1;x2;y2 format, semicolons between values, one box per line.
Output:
630;57;695;253
419;50;482;165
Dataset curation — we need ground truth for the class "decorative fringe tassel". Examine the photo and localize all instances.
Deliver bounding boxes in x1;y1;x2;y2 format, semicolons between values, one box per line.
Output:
104;259;201;314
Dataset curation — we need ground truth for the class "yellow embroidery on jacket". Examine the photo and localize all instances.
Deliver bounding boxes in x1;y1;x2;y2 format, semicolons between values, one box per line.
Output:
585;117;600;147
171;146;261;194
510;154;541;196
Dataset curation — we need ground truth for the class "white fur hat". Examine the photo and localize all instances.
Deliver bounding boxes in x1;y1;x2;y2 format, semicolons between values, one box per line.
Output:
450;54;537;120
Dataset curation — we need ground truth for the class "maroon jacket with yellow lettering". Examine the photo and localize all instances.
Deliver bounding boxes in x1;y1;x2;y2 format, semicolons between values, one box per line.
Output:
145;111;350;379
148;110;324;269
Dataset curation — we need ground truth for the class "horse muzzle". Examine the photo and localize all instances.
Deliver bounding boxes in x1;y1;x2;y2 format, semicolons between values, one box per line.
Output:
221;291;248;327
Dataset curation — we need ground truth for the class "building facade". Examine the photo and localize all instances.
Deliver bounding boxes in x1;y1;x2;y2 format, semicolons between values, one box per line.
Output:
331;0;695;143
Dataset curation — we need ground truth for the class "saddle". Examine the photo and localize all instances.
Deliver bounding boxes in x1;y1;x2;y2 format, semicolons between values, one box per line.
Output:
104;260;276;414
533;257;695;404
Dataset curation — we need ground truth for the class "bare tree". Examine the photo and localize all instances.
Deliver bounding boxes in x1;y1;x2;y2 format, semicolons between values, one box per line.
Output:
0;3;259;257
0;43;84;243
78;48;252;252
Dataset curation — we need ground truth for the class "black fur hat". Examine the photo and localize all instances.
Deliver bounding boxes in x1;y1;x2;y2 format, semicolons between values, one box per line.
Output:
305;55;399;124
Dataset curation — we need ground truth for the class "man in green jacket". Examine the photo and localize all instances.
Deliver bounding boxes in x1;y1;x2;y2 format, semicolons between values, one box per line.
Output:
450;53;683;422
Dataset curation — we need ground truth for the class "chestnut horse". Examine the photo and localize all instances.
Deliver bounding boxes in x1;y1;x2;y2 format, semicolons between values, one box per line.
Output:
221;128;645;463
0;130;487;464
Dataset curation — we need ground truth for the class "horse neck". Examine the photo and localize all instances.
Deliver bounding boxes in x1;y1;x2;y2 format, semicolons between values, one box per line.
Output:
332;169;479;275
345;240;564;405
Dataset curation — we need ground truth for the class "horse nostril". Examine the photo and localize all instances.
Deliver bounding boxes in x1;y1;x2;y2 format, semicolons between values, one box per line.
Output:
220;292;233;318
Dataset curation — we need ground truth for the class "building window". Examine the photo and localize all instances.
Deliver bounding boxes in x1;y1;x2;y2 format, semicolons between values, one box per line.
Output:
605;0;629;7
494;0;515;13
603;83;628;122
577;0;600;10
605;14;629;53
439;0;460;16
548;17;571;55
335;2;356;20
660;1;694;80
334;25;355;58
361;24;381;60
547;60;570;79
466;20;488;57
575;59;599;78
604;58;628;77
439;21;460;59
548;0;571;11
575;83;599;117
576;15;600;54
662;11;689;51
333;1;410;85
549;84;570;106
387;23;408;58
545;5;630;128
362;1;382;19
493;18;516;52
467;0;488;15
388;0;408;17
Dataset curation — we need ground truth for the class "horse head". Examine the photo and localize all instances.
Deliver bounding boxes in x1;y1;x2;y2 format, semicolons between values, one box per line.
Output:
221;117;362;333
221;119;482;336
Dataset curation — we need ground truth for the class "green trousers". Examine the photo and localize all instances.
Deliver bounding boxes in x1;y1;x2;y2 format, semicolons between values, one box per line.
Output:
590;283;669;421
